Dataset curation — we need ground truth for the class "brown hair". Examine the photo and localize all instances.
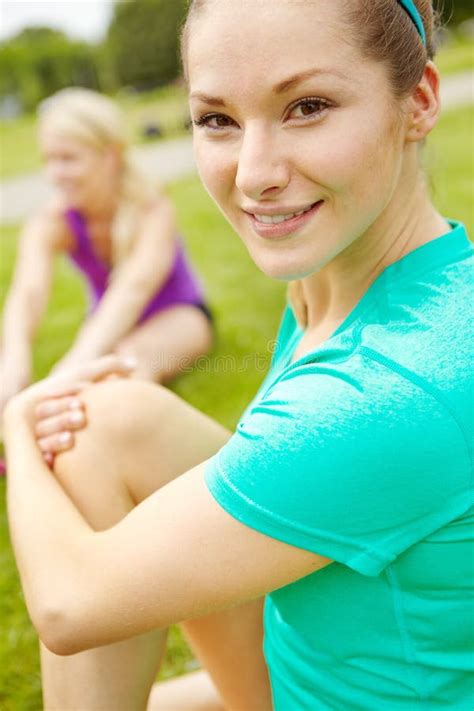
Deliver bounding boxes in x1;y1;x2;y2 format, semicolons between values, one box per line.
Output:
182;0;439;92
345;0;438;97
181;0;440;327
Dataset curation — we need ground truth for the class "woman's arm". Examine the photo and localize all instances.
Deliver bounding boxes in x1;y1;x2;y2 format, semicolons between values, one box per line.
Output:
55;197;177;368
4;384;331;657
1;209;63;412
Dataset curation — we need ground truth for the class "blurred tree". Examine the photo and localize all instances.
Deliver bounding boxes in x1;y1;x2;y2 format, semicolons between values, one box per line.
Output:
435;0;474;26
104;0;188;91
0;27;99;111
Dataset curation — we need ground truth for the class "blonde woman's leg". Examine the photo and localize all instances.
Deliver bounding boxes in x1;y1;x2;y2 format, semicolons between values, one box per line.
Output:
115;305;213;383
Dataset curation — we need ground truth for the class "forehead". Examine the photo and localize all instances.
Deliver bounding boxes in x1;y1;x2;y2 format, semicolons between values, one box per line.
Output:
39;127;88;155
187;0;366;95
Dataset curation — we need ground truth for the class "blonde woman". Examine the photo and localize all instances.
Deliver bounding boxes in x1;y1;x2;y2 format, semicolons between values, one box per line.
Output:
0;88;213;419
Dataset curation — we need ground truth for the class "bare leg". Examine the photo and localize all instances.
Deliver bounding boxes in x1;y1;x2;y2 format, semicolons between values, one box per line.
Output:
40;380;272;711
115;305;213;383
147;670;225;710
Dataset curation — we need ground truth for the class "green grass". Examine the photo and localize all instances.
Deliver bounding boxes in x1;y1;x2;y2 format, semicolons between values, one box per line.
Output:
0;106;472;709
423;106;474;230
1;34;472;180
436;32;474;77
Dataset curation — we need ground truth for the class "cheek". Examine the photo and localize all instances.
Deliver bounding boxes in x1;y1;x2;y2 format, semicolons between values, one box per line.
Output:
194;139;235;206
303;116;401;208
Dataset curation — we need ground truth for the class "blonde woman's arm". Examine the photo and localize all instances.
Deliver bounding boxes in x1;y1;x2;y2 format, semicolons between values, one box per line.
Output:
54;197;176;370
1;208;64;417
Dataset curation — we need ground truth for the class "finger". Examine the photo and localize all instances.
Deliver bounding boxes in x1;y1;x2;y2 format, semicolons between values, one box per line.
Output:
72;355;137;383
35;396;83;420
35;409;86;439
37;431;75;455
33;380;91;402
43;451;55;468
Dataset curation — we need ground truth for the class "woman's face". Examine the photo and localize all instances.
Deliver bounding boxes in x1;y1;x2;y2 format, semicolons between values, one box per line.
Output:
39;126;116;210
188;0;408;280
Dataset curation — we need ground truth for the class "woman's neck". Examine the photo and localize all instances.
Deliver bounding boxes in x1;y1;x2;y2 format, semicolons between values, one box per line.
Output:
81;198;117;224
300;176;450;334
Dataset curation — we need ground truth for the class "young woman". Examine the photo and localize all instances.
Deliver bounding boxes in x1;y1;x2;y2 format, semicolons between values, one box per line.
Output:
4;1;473;709
0;88;213;419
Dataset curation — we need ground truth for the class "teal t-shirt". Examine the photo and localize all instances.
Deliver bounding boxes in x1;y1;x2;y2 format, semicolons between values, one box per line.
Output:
205;221;474;710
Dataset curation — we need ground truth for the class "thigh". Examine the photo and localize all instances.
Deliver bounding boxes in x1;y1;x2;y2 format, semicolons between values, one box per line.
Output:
115;305;213;383
180;599;272;711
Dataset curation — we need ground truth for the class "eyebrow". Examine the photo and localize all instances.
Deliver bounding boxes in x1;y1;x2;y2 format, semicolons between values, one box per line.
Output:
274;67;348;94
189;93;226;107
190;67;347;106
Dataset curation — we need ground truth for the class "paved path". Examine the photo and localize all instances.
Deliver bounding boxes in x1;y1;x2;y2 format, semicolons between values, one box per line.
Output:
1;70;472;225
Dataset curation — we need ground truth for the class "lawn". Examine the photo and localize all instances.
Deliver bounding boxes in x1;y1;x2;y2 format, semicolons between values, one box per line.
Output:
0;105;473;709
0;32;472;180
436;31;474;77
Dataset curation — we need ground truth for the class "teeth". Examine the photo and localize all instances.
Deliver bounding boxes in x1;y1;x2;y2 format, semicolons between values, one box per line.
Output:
255;214;293;224
253;204;314;224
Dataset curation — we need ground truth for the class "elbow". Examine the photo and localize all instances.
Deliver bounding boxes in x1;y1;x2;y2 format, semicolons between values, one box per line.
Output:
34;602;95;657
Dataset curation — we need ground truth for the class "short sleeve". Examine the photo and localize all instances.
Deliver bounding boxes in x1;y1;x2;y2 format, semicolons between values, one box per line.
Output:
205;353;471;576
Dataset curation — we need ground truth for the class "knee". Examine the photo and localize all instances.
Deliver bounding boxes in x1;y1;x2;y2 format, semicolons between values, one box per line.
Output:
52;379;171;482
85;378;169;435
51;379;174;527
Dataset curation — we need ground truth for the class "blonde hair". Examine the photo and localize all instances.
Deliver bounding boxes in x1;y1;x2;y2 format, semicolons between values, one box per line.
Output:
39;87;156;265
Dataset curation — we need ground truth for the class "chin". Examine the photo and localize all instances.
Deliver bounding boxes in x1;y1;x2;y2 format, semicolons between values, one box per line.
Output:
251;253;317;282
56;187;80;206
247;240;325;282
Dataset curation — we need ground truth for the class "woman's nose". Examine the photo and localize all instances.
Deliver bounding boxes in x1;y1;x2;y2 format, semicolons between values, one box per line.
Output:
46;160;71;186
235;125;290;200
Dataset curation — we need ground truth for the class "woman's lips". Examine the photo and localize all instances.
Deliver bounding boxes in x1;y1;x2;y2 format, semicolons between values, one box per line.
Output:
246;201;324;239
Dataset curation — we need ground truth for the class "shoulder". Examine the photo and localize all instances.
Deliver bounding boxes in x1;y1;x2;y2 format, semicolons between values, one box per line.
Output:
23;199;72;252
209;347;471;576
239;345;469;470
139;194;175;228
130;196;176;254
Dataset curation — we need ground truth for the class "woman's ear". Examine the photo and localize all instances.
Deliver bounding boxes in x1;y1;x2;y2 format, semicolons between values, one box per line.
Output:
405;61;441;143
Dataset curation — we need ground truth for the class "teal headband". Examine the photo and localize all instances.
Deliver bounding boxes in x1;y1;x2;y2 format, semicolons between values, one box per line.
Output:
397;0;427;45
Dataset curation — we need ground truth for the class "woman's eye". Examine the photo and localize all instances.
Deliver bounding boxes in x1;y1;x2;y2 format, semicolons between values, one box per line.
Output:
287;98;330;121
193;114;237;131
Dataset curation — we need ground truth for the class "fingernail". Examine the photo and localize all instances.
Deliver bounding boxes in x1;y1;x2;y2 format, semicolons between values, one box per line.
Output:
59;432;72;444
70;411;84;424
68;399;82;410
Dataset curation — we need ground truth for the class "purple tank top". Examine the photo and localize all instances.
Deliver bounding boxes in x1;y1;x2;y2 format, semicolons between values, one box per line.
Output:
64;209;205;325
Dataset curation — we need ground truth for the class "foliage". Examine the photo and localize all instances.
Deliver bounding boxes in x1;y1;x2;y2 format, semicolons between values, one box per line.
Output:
0;27;99;112
104;0;188;91
435;0;474;26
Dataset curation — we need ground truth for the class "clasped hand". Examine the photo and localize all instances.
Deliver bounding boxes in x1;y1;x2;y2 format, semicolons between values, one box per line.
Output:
3;355;137;467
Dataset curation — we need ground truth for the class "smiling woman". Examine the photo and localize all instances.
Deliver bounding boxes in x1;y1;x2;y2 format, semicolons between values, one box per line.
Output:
4;2;473;711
